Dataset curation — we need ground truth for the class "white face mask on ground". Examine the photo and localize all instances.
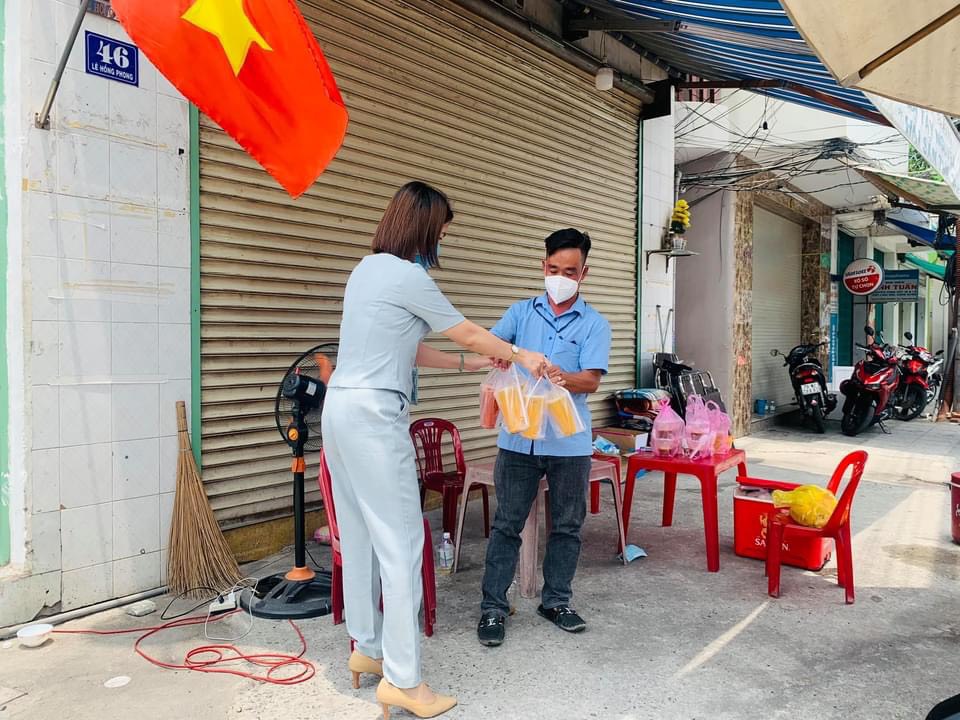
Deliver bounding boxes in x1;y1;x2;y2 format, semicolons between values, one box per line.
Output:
544;274;580;304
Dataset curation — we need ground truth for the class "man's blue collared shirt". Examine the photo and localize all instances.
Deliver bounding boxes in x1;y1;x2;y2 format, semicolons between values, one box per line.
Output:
491;294;611;457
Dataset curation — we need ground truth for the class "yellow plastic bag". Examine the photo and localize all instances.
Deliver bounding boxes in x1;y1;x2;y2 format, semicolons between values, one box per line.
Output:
771;485;837;528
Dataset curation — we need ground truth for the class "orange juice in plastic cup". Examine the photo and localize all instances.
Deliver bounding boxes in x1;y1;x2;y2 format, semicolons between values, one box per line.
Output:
496;385;527;434
522;395;546;439
480;385;499;429
547;394;579;437
714;433;733;455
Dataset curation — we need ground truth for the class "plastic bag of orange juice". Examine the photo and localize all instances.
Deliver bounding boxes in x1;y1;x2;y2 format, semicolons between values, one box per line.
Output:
545;382;586;438
479;370;500;430
489;365;529;434
521;378;550;440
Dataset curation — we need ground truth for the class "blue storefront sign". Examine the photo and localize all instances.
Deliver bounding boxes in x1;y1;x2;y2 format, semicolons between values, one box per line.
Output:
830;314;839;368
84;31;138;87
869;269;920;304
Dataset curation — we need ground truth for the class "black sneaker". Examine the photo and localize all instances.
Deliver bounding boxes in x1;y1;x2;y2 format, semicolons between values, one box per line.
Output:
537;604;586;633
477;612;505;647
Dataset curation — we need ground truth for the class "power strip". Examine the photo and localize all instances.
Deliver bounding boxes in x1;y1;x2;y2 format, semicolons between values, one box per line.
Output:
208;591;237;614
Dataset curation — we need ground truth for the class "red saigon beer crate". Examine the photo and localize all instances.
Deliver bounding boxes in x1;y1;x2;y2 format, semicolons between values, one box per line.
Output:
734;483;832;571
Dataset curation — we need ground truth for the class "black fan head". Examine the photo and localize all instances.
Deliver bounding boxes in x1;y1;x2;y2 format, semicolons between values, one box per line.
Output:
275;343;338;452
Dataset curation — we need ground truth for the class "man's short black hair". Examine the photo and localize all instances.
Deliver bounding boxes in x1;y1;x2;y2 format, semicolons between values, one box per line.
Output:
545;228;591;260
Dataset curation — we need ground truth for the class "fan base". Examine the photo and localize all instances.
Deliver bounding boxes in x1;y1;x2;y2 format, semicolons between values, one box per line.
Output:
241;570;333;620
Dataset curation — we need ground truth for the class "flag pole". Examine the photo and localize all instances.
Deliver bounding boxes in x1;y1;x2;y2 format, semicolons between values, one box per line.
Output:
35;1;87;129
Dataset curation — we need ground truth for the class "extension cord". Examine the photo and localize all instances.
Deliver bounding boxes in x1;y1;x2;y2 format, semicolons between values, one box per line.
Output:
209;591;236;614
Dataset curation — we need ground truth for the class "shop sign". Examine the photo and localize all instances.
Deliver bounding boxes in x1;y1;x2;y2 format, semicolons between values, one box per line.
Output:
869;93;960;200
87;1;117;21
85;31;139;87
870;269;920;304
842;259;884;296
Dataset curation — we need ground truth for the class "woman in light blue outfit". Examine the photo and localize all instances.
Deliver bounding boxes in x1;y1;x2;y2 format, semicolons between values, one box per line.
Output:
321;182;547;719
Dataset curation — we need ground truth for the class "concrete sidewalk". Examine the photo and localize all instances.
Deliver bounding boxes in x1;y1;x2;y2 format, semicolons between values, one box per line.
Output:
3;420;959;720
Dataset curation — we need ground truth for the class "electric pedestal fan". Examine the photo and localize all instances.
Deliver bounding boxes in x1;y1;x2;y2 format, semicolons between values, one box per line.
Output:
241;343;338;619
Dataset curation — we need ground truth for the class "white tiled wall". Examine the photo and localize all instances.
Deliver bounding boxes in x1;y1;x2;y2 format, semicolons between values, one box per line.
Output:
639;107;677;385
19;2;191;614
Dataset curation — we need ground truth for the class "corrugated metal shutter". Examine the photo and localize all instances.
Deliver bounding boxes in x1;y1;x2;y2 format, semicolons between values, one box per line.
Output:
198;0;640;527
751;207;802;409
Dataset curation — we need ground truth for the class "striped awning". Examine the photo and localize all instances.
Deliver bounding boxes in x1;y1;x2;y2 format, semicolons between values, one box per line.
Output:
886;217;957;251
600;1;880;120
858;169;960;212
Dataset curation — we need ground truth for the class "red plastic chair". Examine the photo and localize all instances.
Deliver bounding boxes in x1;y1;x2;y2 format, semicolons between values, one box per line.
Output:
318;451;437;636
410;419;490;538
764;450;868;605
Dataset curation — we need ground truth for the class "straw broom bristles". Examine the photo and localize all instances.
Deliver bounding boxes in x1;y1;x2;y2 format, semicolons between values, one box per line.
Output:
167;401;241;598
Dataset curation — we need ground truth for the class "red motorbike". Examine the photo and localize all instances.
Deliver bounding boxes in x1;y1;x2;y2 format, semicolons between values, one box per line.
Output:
891;330;935;421
840;326;900;437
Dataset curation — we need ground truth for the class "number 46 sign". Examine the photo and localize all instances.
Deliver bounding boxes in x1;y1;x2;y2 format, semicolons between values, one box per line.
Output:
85;31;139;86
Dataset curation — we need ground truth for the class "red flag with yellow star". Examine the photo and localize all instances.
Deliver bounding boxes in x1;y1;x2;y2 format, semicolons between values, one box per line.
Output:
111;0;348;198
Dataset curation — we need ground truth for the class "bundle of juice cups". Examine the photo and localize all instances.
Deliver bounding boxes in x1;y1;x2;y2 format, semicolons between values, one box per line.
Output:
650;395;734;459
479;366;585;439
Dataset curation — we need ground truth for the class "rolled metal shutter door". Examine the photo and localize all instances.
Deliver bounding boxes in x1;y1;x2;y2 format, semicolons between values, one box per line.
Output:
198;0;640;527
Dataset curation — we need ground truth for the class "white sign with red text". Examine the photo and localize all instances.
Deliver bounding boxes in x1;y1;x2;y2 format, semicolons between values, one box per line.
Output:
842;259;884;296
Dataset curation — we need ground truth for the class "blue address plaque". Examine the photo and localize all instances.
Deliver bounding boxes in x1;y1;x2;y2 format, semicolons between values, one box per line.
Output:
85;31;138;86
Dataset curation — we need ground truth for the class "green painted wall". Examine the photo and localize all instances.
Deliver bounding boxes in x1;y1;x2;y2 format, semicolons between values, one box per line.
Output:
837;233;854;366
873;248;885;336
190;105;201;468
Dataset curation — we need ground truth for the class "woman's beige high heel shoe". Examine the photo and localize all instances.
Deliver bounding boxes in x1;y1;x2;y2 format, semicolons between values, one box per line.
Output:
376;679;457;719
348;651;383;689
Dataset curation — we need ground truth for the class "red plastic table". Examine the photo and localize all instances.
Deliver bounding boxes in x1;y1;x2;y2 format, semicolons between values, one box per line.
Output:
625;449;748;572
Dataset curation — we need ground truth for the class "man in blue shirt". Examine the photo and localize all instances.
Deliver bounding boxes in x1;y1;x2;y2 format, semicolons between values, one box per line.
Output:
477;229;612;647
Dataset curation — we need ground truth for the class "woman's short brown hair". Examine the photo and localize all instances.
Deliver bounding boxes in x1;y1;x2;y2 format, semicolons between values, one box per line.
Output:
371;181;453;269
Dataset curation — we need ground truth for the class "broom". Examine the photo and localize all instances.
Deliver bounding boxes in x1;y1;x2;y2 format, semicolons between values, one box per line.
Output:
167;401;241;598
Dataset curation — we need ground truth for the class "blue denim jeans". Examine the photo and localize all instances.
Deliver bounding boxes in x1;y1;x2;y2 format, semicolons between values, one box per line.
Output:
480;450;591;617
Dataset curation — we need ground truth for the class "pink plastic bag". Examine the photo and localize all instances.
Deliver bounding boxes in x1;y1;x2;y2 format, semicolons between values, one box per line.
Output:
707;401;733;455
651;399;684;457
684;395;714;459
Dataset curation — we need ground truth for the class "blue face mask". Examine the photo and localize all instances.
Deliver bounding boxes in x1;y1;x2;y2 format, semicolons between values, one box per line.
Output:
414;242;440;269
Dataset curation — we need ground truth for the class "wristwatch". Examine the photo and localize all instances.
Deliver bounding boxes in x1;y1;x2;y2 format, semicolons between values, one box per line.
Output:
509;345;520;361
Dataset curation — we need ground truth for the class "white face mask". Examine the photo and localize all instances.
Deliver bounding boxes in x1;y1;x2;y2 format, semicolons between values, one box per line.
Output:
544;274;580;304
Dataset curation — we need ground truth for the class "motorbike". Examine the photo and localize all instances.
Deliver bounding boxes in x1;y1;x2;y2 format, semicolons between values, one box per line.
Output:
890;331;936;421
653;353;725;418
840;326;901;437
770;342;837;433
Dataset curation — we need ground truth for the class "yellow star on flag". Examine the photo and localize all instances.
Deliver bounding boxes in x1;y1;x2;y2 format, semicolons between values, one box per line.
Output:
182;0;272;76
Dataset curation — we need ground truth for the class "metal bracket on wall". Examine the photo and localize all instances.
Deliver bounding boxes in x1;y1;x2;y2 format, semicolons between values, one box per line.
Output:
645;249;699;271
35;1;87;129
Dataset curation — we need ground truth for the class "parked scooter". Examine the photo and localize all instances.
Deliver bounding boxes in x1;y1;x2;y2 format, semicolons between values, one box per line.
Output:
653;353;725;418
770;342;837;433
891;331;936;421
840;327;901;437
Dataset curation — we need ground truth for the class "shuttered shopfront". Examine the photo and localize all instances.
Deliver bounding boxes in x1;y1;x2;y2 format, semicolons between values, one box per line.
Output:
750;207;803;410
198;0;642;527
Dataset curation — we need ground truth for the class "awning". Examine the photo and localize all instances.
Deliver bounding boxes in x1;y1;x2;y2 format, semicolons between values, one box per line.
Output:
856;168;960;213
778;1;960;118
599;1;882;121
886;217;957;251
904;253;948;282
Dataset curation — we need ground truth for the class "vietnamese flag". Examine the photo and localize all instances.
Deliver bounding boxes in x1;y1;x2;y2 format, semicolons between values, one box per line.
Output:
111;0;348;198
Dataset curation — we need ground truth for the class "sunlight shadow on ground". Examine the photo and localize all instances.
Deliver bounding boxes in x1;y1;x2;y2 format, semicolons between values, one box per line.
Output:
673;601;770;679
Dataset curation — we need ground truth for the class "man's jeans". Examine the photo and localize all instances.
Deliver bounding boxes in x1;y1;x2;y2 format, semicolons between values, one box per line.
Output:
480;450;591;617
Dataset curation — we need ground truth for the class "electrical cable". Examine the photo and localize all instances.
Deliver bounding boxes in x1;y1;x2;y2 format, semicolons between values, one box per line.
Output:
51;604;314;685
305;546;324;572
160;587;220;621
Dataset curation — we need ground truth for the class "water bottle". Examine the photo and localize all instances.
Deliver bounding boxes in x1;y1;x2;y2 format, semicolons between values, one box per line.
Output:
436;532;455;575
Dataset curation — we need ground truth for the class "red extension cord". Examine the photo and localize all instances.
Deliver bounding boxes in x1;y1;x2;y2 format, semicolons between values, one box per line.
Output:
52;610;316;685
